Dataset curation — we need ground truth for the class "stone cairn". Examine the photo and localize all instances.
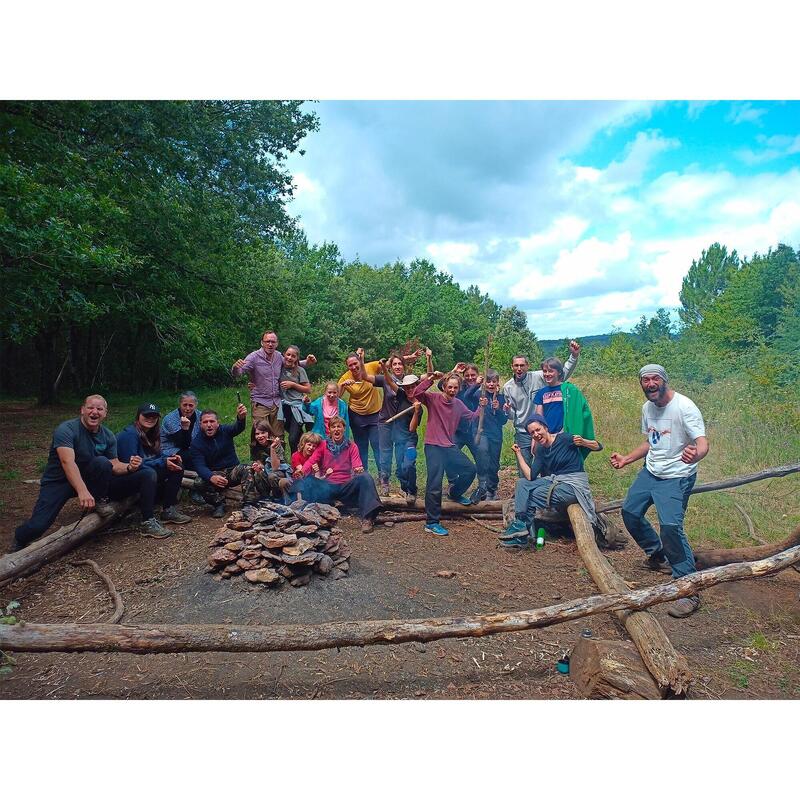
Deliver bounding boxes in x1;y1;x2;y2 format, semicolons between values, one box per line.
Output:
206;500;351;588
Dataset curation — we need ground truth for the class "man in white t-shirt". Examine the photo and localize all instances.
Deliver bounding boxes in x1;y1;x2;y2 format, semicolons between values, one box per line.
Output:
610;364;709;618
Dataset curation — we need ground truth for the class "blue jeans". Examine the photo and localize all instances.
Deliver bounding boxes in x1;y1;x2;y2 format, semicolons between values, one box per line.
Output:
514;430;534;475
476;435;502;493
424;444;476;525
514;477;578;523
621;468;697;578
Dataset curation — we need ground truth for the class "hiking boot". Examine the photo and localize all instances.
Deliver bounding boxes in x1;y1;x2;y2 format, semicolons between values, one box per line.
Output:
161;506;192;525
469;486;487;505
361;518;375;533
667;594;701;618
8;538;25;554
424;523;449;537
644;551;672;575
499;518;529;541
139;517;172;539
379;479;390;497
449;494;472;506
190;490;208;505
95;499;115;518
405;492;417;507
486;489;499;501
499;534;531;549
211;503;226;519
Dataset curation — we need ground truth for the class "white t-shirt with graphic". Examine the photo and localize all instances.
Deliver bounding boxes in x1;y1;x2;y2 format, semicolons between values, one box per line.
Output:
641;392;706;479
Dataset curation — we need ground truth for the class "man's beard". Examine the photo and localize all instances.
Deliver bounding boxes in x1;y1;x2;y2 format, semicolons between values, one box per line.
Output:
643;384;667;402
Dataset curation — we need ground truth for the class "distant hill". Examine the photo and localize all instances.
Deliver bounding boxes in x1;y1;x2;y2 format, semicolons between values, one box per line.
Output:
538;333;618;355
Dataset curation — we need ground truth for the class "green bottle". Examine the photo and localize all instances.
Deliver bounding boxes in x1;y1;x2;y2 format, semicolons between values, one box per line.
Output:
536;527;545;550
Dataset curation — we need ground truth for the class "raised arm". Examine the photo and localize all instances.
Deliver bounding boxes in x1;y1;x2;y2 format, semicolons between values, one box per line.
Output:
562;340;580;381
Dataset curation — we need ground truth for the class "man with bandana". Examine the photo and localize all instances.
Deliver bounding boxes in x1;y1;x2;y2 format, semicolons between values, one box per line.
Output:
610;364;709;618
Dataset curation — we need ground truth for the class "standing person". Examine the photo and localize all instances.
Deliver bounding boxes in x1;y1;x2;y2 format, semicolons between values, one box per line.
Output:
438;362;482;471
116;402;193;531
160;390;206;503
503;340;581;473
279;344;314;454
231;330;316;460
413;371;482;536
610;364;709;619
11;395;162;551
300;417;382;533
338;348;383;475
374;354;412;495
303;383;351;439
470;369;508;502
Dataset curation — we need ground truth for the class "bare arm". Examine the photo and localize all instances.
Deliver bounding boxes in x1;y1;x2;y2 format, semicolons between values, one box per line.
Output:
380;359;399;393
511;443;532;480
609;439;650;469
681;435;709;465
409;402;422;433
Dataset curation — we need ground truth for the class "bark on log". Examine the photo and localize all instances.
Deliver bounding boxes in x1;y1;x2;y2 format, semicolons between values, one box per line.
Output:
0;498;136;587
694;525;800;569
569;636;661;700
3;545;798;655
567;504;692;697
380;496;505;514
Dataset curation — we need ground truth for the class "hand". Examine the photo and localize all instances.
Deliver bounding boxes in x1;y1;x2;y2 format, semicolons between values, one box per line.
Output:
356;347;365;361
573;435;586;448
128;455;143;472
311;464;320;475
413;348;424;358
236;403;247;420
251;461;264;473
511;443;521;454
454;362;466;373
233;358;247;370
305;354;317;366
609;452;627;470
280;380;293;390
413;401;422;412
432;370;444;379
180;415;190;430
354;466;364;474
210;474;229;488
77;488;96;511
270;438;281;450
341;379;355;387
325;468;334;477
293;466;304;479
166;455;182;472
479;396;488;407
681;444;700;464
425;347;432;357
247;381;256;392
491;397;499;410
379;358;387;369
569;340;581;356
302;393;311;403
476;375;484;385
503;401;512;413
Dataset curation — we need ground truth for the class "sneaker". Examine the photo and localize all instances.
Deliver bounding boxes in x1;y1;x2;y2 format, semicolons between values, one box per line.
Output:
644;551;672;575
139;517;173;539
95;499;115;518
161;506;192;525
424;523;449;537
361;518;375;533
379;480;390;497
499;534;531;549
405;492;417;507
449;494;472;506
667;594;701;618
211;503;226;519
190;490;208;505
499;519;529;541
469;487;487;504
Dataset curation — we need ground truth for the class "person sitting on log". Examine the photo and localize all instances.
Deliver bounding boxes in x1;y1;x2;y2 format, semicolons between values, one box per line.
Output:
11;395;165;552
610;364;709;619
279;345;315;454
303;382;351;440
250;421;294;504
160;390;207;504
290;432;324;478
412;371;484;536
299;417;382;533
190;403;256;518
116;402;193;535
499;413;602;549
470;369;508;503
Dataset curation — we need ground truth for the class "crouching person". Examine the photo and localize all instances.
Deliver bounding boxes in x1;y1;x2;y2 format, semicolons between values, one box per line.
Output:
299;417;381;533
499;414;602;548
116;402;193;535
190;403;253;518
11;395;167;551
250;421;294;503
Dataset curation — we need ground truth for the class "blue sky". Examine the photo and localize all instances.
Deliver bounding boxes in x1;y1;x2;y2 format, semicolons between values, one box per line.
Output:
286;100;800;339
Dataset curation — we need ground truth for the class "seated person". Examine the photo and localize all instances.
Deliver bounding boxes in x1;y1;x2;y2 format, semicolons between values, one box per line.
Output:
12;395;168;550
250;421;294;503
116;402;193;532
299;417;382;533
190;403;254;518
499;414;602;548
161;390;205;504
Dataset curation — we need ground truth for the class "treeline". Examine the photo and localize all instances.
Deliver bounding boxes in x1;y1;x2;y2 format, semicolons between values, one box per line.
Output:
0;101;538;403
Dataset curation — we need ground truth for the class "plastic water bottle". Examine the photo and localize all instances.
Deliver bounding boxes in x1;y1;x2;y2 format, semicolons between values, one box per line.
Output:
536;527;545;550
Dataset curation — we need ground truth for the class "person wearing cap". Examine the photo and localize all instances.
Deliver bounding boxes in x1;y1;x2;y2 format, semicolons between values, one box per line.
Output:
610;364;709;619
116;402;192;536
10;395;162;551
503;341;581;474
499;413;602;548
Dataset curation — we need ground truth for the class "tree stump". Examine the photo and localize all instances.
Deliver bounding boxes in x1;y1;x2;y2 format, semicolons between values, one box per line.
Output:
569;636;661;700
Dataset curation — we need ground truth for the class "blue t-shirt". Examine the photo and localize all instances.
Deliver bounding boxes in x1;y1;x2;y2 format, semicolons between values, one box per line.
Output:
41;418;117;484
533;384;564;433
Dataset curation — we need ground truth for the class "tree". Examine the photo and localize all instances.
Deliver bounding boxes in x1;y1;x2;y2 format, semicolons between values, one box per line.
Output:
679;243;740;327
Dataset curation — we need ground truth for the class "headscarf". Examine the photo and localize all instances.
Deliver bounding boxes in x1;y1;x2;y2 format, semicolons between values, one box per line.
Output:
639;364;668;382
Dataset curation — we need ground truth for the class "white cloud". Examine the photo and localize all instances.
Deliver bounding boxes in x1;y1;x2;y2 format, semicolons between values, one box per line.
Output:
737;133;800;164
726;102;768;125
425;241;479;265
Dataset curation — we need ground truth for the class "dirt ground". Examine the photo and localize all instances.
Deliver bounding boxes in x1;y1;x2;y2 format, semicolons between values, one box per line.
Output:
1;401;799;700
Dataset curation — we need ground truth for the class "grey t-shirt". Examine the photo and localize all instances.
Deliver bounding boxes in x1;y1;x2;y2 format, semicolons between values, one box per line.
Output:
41;418;117;484
280;365;310;404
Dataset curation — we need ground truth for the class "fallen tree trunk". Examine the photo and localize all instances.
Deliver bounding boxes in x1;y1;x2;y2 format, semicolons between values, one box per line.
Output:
380;496;504;514
695;525;800;569
3;545;798;655
0;498;136;587
567;504;692;696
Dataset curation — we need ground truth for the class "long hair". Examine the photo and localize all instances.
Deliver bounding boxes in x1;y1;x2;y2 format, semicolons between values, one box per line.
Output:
135;415;162;456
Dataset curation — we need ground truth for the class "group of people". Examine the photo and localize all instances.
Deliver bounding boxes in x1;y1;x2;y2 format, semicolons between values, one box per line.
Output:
11;329;709;619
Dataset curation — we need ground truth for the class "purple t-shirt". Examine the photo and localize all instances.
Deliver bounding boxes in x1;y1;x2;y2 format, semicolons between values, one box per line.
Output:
413;378;479;447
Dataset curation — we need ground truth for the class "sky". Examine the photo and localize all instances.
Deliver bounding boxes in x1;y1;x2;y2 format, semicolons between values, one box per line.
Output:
286;100;800;339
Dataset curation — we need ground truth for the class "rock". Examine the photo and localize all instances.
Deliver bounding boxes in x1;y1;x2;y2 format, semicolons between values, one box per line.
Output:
293;524;321;536
336;543;352;560
335;560;349;573
209;528;242;546
330;567;347;580
227;520;253;532
256;532;297;549
315;530;330;543
207;548;238;568
314;554;334;574
260;550;283;563
275;515;298;529
223;563;243;575
282;537;316;556
383;521;395;528
240;546;264;560
236;558;257;571
223;540;246;552
324;542;340;556
244;568;281;585
332;556;348;566
227;510;245;523
435;570;456;579
277;565;294;579
281;551;318;565
290;572;312;588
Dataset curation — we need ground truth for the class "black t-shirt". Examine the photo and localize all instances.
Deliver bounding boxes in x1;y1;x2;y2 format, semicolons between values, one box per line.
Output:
41;418;117;484
530;431;584;479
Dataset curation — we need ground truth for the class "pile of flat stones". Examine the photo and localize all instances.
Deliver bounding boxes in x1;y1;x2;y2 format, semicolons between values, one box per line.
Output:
206;500;351;588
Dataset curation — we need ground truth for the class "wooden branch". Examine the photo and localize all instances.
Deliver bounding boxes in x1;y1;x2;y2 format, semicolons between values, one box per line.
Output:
597;462;800;513
733;502;767;546
470;516;503;534
567;504;692;696
380;496;504;514
694;526;800;569
71;559;125;623
3;545;798;655
0;498;136;587
383;405;416;425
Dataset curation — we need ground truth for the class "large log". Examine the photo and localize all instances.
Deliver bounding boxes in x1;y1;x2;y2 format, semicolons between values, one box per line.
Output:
567;504;692;697
380;496;504;514
3;545;798;655
695;525;800;569
0;498;136;586
569;636;661;700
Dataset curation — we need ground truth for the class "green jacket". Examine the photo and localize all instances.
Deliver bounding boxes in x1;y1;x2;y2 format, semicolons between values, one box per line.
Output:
562;381;596;461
